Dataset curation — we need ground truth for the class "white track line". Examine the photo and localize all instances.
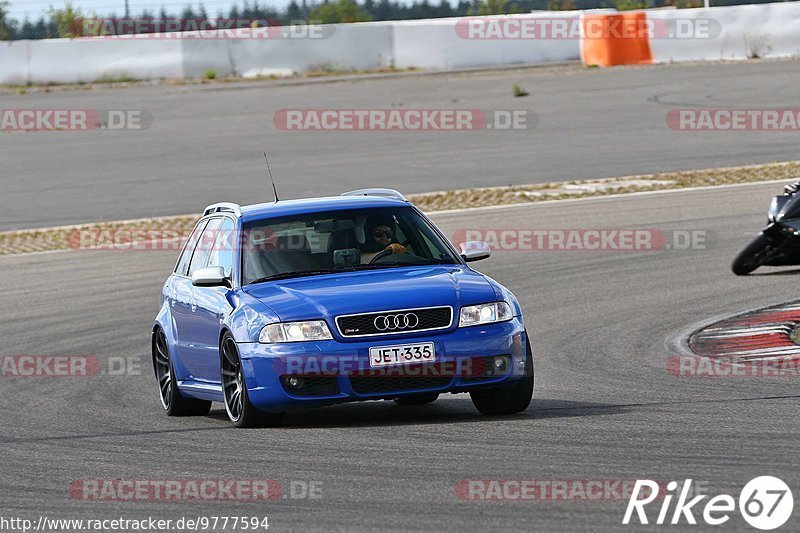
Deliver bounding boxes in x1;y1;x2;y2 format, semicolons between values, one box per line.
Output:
431;179;789;216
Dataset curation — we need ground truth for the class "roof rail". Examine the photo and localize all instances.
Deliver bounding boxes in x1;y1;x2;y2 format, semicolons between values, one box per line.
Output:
203;202;242;217
341;188;408;202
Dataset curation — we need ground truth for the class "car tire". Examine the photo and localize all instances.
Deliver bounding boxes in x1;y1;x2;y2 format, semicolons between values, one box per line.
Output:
394;393;439;406
153;328;212;416
469;334;533;416
220;332;285;428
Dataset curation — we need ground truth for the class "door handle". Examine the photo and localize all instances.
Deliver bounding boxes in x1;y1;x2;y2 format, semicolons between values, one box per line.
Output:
191;299;197;312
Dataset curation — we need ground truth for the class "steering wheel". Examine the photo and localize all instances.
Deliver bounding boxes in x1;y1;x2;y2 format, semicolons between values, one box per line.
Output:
368;240;411;265
368;248;393;264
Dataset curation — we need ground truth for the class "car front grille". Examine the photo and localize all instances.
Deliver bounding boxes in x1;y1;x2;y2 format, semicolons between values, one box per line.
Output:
336;306;453;337
348;363;454;395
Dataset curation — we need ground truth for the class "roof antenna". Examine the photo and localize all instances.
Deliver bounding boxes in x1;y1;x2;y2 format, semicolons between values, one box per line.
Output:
264;152;279;203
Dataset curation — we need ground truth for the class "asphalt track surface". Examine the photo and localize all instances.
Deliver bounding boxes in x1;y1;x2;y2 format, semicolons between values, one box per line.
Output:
2;59;800;230
2;182;799;531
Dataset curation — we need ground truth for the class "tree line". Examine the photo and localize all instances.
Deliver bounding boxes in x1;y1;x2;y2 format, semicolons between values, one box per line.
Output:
1;0;766;41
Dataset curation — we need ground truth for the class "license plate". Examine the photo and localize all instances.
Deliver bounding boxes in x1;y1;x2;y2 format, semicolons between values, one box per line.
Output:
369;342;435;368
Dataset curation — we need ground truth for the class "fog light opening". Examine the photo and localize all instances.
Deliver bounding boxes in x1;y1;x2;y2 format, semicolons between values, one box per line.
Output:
287;376;304;389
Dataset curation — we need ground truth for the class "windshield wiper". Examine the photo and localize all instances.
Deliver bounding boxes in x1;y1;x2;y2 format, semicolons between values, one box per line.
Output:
246;261;455;285
248;269;348;284
346;264;403;270
359;260;456;268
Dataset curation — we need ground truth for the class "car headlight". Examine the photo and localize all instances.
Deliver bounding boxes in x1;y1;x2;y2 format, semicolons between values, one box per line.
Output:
259;321;333;343
459;302;513;327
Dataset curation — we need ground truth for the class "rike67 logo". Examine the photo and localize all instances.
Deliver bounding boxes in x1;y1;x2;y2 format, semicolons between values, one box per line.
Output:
623;477;793;530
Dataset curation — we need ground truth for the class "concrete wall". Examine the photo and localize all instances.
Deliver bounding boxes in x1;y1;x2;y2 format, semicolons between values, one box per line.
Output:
222;23;394;78
391;14;581;70
0;15;577;84
0;40;30;85
26;39;183;84
648;3;800;62
2;3;800;84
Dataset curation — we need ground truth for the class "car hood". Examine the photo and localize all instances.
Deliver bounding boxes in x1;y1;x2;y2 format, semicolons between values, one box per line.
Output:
241;266;498;324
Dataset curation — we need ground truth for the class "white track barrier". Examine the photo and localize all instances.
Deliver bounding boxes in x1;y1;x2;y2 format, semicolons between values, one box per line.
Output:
648;3;800;63
391;14;580;70
222;23;393;78
25;38;184;84
2;3;800;84
0;41;30;85
0;24;393;84
0;15;576;84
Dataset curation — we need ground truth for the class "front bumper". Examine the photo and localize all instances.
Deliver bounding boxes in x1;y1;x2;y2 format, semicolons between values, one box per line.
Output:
237;318;527;412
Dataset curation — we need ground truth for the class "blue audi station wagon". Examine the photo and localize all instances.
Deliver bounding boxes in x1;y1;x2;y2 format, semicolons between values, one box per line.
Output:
152;189;533;427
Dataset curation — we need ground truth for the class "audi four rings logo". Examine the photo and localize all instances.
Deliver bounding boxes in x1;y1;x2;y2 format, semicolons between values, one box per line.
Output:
374;313;420;331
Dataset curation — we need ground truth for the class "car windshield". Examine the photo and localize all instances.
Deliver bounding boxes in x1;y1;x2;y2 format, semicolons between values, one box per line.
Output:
241;207;460;285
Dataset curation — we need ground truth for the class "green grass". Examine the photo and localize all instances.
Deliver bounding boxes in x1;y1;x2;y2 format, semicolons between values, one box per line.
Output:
94;75;137;84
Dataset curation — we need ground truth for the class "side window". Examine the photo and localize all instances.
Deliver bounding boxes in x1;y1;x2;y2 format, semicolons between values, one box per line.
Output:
175;220;208;276
207;218;236;278
188;218;223;276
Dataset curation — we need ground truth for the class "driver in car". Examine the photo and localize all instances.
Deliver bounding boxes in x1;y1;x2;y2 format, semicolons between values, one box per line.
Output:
360;215;406;263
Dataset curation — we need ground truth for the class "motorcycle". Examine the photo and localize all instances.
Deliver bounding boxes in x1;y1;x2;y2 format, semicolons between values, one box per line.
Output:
732;181;800;275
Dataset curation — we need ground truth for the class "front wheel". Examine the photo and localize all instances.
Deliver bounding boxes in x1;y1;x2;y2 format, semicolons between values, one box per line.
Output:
470;335;533;416
732;233;775;276
220;332;285;428
152;328;211;416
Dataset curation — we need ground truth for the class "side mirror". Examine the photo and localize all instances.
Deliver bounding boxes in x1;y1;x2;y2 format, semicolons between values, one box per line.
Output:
192;266;229;287
459;241;491;262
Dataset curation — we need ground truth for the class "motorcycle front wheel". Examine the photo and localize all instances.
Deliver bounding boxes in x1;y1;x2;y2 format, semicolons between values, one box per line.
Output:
731;233;775;276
